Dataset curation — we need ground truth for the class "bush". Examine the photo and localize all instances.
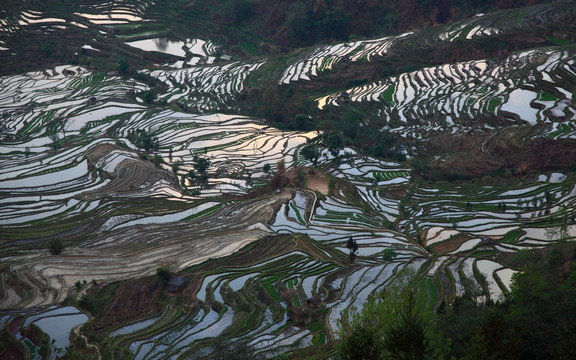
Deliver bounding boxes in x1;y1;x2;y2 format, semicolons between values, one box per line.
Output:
382;249;397;262
157;267;171;287
47;238;64;255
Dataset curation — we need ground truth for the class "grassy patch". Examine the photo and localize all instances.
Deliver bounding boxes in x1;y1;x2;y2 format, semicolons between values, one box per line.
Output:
23;339;36;358
547;36;571;46
539;90;557;102
373;170;409;181
289;202;307;225
240;41;258;56
180;204;222;221
261;276;282;301
501;229;523;243
487;97;502;113
546;122;572;138
380;84;396;105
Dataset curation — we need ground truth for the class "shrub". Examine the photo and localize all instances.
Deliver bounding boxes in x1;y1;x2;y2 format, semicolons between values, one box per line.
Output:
157;267;171;287
47;238;64;255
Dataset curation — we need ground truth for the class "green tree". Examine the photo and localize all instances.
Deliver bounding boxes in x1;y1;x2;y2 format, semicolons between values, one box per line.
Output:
340;110;359;139
382;249;397;262
293;113;314;131
337;269;449;360
157;267;171;287
337;324;381;360
346;236;358;255
172;160;181;174
47;238;64;255
324;131;344;158
301;144;320;166
226;0;253;25
193;155;210;175
141;90;156;104
286;2;316;45
382;291;431;360
316;6;350;41
128;129;159;152
193;155;210;186
118;60;130;75
263;163;271;173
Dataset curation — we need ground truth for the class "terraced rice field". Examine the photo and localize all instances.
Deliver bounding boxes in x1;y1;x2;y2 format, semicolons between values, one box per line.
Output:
147;59;266;111
317;49;576;140
1;0;576;359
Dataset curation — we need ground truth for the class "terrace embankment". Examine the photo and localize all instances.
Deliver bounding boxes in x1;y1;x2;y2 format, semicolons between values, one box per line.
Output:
82;143;181;199
0;188;294;310
293;30;552;96
423;126;576;180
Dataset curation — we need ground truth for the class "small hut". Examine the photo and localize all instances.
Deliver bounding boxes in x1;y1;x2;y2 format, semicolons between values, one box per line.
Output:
168;276;188;294
106;26;115;37
338;91;350;104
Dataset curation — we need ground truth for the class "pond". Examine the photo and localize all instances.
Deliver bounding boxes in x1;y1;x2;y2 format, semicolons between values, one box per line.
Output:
24;306;88;358
501;89;539;124
126;38;187;58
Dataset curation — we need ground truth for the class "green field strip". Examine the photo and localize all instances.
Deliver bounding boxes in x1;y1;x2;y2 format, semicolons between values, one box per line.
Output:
17;109;59;137
23;338;36;358
180;203;223;221
314;209;383;228
302;264;337;277
289;202;307;225
118;30;168;40
372;170;409;181
114;306;186;346
491;268;510;296
539;90;558;102
501;229;524;243
486;97;502;113
472;260;491;300
82;118;118;133
112;306;177;344
547;122;573;138
421;276;438;308
260;275;282;302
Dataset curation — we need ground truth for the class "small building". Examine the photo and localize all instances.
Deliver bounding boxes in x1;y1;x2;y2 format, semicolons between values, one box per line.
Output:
106;26;115;37
338;91;350;103
480;237;495;245
168;276;188;294
306;294;323;309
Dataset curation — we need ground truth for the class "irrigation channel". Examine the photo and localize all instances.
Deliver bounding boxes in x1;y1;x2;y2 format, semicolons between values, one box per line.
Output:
1;0;576;358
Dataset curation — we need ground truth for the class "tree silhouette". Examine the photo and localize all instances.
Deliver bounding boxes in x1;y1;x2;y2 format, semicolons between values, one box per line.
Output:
346;236;358;255
301;144;320;166
47;238;64;255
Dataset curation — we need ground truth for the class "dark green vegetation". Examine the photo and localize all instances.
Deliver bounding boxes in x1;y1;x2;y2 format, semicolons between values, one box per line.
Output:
336;243;576;360
0;0;559;74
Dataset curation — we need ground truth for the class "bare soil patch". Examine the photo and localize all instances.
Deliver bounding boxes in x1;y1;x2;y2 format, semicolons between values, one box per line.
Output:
425;126;576;180
305;169;330;196
429;234;471;254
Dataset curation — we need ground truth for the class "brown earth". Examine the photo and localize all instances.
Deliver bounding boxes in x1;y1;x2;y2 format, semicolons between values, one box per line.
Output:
87;280;163;334
304;169;330;196
424;126;576;180
429;234;471;254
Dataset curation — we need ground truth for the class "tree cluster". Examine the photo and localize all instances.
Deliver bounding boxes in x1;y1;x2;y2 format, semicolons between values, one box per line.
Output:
128;129;159;152
336;243;576;360
201;0;549;49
